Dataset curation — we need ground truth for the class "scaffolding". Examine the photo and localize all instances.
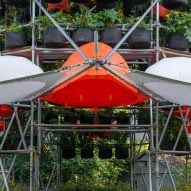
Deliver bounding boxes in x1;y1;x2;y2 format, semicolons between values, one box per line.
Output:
0;0;191;191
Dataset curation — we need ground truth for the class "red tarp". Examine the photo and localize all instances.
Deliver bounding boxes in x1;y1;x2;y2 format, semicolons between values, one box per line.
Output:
42;42;148;107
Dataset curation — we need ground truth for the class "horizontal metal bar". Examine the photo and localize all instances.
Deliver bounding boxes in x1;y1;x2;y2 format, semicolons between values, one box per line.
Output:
0;150;31;154
42;128;149;133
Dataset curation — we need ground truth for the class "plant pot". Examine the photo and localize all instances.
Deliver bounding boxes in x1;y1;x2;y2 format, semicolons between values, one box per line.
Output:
123;2;145;16
153;4;169;20
44;27;66;48
45;0;62;3
98;146;112;159
48;0;68;12
71;27;94;45
80;114;94;124
100;28;122;46
62;147;76;159
4;0;29;6
0;0;5;18
115;145;129;159
96;1;117;11
165;33;189;51
81;147;94;158
162;0;187;9
127;28;151;49
123;0;149;5
5;31;27;49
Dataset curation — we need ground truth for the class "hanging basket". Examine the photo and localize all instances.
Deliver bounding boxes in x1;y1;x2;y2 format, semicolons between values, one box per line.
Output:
127;28;151;49
44;27;66;48
162;0;187;9
165;33;189;51
62;147;76;159
5;31;27;50
100;28;122;46
81;147;94;159
71;27;94;46
115;145;129;159
98;145;112;159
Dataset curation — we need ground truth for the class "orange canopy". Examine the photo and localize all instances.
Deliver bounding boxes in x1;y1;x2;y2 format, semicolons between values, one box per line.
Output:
42;42;147;107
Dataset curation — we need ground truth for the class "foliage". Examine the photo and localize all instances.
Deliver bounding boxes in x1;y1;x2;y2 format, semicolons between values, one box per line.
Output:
6;22;23;32
165;10;191;42
35;11;69;31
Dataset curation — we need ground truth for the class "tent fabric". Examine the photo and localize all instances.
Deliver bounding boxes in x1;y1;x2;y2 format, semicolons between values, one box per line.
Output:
0;105;13;117
42;42;147;107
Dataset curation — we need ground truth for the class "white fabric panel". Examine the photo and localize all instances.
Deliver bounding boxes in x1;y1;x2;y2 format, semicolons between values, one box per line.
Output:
0;56;43;81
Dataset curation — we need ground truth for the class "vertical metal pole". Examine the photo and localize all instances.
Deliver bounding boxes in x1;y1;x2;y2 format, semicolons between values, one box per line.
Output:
148;152;153;191
155;1;160;62
30;100;34;191
32;0;36;63
36;99;42;190
130;131;134;189
0;157;9;191
150;98;154;150
155;101;160;191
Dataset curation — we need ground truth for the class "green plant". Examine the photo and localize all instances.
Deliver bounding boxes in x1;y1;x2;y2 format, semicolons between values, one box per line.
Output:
35;11;69;31
6;22;23;32
165;10;191;42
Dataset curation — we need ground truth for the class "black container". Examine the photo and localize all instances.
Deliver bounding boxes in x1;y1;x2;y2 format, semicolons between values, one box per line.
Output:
4;0;29;6
123;0;149;5
100;28;122;46
44;27;66;48
127;28;151;49
98;146;112;159
96;1;117;11
162;0;187;9
115;145;129;159
165;33;189;51
5;31;27;49
71;27;94;45
62;147;76;159
81;147;94;159
45;0;62;3
0;0;5;18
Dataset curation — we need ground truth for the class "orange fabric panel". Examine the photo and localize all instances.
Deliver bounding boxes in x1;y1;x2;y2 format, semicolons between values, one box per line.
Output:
48;0;68;12
42;42;147;107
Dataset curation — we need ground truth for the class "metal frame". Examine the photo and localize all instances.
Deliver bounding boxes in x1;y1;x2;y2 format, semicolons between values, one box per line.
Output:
0;0;191;191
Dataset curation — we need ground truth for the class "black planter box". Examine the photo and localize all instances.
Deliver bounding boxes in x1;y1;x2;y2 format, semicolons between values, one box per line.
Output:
115;145;129;159
100;28;122;46
5;31;27;49
127;28;151;49
45;0;62;3
62;147;76;159
81;147;94;159
162;0;187;9
72;27;94;45
165;33;189;51
44;27;66;48
96;0;117;11
4;0;29;6
0;0;5;18
123;0;149;5
98;146;112;159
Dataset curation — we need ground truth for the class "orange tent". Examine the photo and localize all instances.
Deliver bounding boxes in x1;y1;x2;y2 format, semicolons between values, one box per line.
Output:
42;42;147;107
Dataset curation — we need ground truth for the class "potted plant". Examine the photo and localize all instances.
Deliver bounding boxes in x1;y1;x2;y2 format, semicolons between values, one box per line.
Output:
98;138;113;159
5;22;28;49
79;132;94;159
61;132;76;159
35;11;68;48
125;14;152;49
164;10;191;50
71;8;95;45
162;0;187;9
95;9;123;46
